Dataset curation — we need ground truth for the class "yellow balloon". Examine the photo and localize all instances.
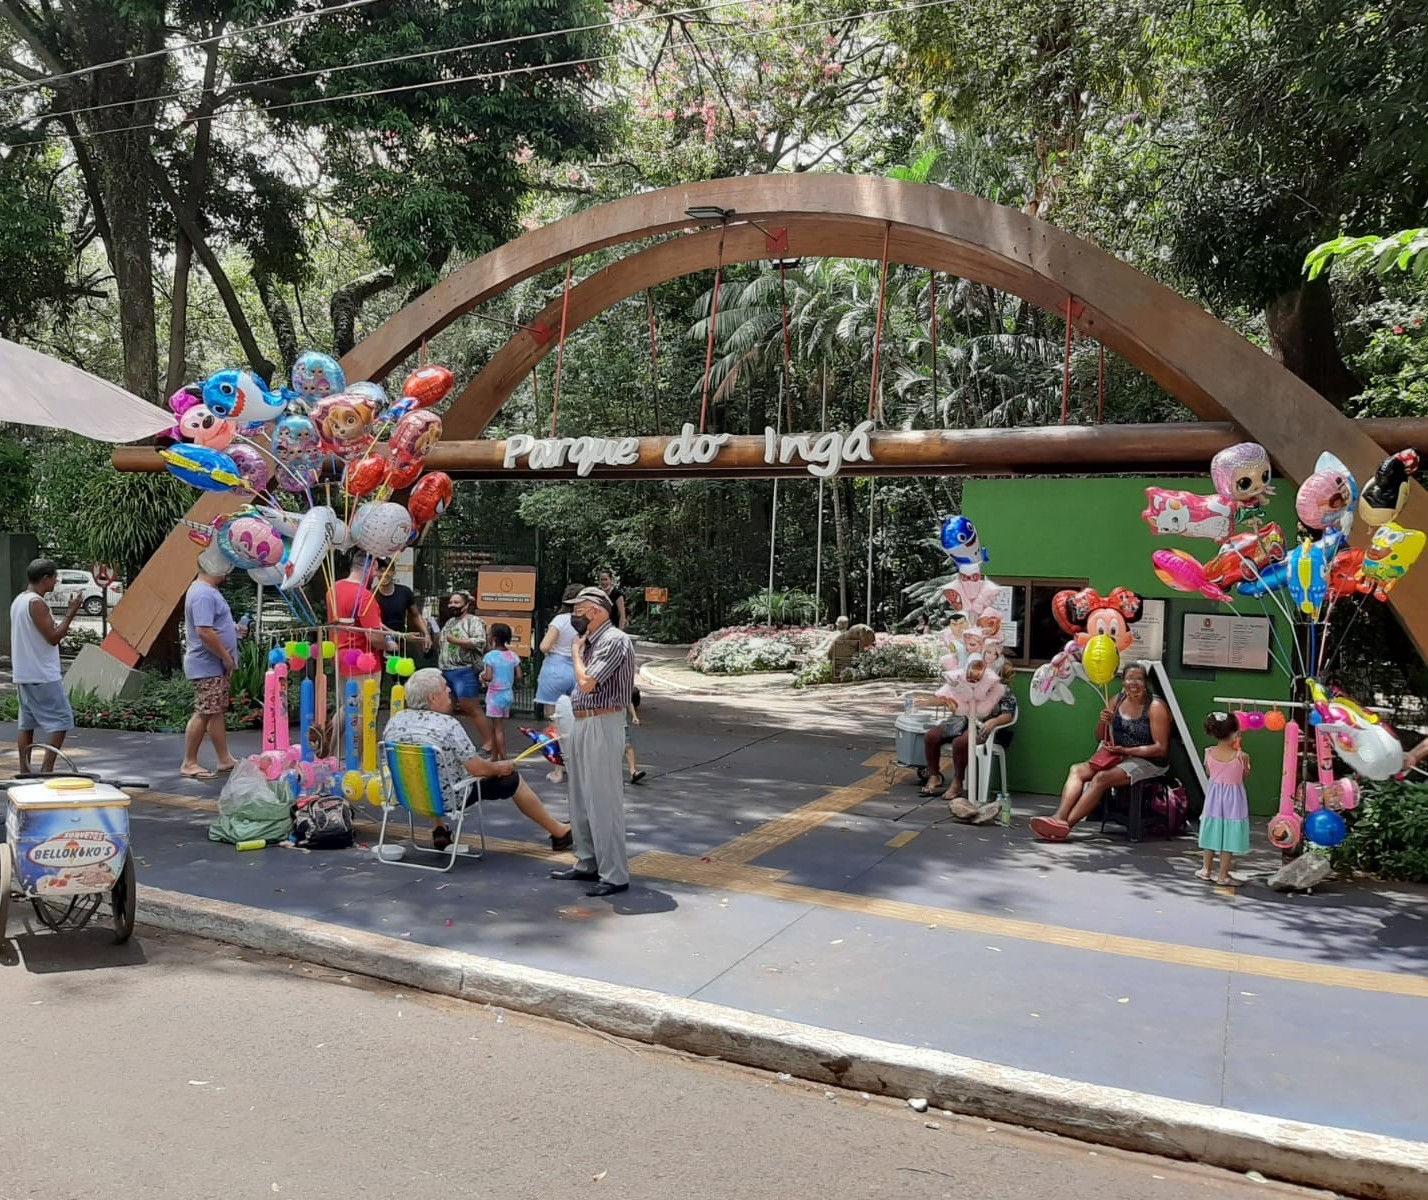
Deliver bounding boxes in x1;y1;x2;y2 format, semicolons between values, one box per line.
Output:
341;770;366;804
366;775;385;807
1082;634;1120;687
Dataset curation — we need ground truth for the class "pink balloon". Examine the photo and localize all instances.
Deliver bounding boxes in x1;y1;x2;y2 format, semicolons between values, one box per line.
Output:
227;445;274;492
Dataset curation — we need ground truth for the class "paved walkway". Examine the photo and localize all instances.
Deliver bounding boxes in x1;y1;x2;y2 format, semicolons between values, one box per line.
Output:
3;661;1427;1146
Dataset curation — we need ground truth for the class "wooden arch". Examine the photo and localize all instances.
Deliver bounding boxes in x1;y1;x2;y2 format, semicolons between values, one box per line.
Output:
108;174;1428;661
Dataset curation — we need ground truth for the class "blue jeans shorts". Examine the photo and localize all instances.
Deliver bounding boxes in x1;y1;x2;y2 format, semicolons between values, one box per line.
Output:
442;667;482;702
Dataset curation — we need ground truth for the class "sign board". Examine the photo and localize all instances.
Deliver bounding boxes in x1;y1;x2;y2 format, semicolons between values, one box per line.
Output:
476;565;536;611
644;587;668;604
481;612;533;658
1126;597;1166;662
1180;612;1272;672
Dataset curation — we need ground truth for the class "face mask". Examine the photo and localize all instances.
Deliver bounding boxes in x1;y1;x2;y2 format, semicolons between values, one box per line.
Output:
570;614;591;635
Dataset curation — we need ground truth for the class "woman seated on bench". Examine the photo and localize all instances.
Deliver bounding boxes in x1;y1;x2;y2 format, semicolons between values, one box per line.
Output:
1030;662;1170;843
383;668;573;853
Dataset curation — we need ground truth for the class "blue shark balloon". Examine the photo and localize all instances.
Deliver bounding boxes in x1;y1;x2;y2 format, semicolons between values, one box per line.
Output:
203;369;290;424
940;515;988;577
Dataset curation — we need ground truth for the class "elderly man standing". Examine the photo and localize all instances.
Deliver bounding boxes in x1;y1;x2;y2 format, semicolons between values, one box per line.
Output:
384;668;572;852
550;586;637;897
180;546;246;779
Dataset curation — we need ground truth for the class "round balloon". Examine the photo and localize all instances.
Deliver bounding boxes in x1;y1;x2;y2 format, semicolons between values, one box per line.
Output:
249;563;286;587
402;365;455;408
344;454;389;499
389;409;443;466
1303;808;1347;849
291;351;346;400
275;457;321;493
346;380;390;413
228;444;274;492
407;471;453;527
350;501;415;559
311;393;377;459
384;457;424;491
1081;634;1120;687
272;413;321;463
215;514;285;569
1295;470;1354;531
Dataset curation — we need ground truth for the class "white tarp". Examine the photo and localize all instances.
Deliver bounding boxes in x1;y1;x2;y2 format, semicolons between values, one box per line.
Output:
0;338;174;443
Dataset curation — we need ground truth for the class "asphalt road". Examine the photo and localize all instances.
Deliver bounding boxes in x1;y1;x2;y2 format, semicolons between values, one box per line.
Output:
0;929;1323;1200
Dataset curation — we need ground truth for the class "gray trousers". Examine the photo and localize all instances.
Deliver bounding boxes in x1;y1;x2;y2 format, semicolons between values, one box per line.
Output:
566;712;628;886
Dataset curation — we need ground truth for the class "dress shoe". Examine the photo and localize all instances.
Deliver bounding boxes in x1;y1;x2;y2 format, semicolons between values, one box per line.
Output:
550;866;598;881
585;881;629;897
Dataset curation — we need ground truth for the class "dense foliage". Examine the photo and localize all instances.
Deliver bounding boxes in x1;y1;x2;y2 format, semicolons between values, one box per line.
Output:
1332;781;1428;885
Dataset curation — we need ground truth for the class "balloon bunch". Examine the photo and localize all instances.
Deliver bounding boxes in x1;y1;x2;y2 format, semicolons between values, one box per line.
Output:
938;516;1011;623
163;349;457;625
934;516;1013;717
1027;586;1144;707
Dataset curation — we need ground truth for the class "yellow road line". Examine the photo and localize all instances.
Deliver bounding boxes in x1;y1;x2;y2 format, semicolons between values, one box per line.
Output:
125;783;1428;1000
885;831;919;849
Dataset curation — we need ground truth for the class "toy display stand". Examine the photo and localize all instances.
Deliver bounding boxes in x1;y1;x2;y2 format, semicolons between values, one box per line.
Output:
1;749;148;944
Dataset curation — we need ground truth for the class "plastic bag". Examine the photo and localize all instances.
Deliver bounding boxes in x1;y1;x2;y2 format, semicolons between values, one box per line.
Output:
209;759;294;845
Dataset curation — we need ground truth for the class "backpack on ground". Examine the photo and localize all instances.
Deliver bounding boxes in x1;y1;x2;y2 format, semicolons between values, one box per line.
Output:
1145;778;1190;838
291;796;355;849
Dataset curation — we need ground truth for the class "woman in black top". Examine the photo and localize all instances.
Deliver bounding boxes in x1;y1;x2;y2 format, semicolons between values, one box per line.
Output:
597;567;627;629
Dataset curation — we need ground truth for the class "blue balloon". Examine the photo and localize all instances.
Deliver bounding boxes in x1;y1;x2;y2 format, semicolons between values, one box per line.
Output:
1304;808;1347;848
941;515;984;556
159;444;245;492
268;647;287;666
291;351;346;401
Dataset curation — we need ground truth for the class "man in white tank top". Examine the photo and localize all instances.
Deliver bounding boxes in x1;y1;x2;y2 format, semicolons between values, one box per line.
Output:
10;559;83;773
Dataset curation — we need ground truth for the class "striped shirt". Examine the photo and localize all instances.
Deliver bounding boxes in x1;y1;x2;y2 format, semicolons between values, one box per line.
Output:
572;619;636;712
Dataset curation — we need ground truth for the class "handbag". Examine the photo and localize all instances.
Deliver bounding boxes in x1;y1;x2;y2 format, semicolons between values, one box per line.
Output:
1088;746;1125;772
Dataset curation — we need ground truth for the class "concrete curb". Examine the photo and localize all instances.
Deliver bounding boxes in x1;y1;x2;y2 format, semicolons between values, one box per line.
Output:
138;884;1428;1199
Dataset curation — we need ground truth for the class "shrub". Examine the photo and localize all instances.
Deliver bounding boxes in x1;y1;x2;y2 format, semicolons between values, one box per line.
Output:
844;634;942;683
1331;779;1428;883
688;625;827;674
61;626;102;657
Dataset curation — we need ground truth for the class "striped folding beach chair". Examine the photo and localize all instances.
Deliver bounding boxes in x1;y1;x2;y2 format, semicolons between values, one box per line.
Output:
377;741;485;871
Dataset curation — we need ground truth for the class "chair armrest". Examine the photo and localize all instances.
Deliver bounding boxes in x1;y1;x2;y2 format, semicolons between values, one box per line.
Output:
452;775;480;798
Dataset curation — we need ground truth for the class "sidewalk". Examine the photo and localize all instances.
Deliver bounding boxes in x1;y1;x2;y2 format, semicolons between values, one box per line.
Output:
3;669;1427;1149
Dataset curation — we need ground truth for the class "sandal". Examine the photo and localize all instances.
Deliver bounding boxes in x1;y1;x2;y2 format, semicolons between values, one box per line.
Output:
432;823;453;851
918;775;945;797
1195;868;1213;881
630;770;646;785
1029;816;1071;842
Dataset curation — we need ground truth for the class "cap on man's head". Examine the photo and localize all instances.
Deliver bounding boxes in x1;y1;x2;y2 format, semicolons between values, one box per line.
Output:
572;586;613;612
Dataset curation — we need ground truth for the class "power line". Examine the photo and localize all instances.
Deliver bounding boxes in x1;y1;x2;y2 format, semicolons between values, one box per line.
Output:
10;0;946;148
11;0;752;128
0;0;387;98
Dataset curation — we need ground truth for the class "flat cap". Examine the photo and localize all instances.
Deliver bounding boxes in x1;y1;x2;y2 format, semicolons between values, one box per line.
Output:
572;586;614;611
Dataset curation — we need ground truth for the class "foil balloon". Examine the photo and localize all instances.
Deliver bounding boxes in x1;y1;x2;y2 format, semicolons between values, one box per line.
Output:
1286;536;1332;620
384;457;424;491
344;454;389;499
159;444;245;492
1295;469;1354;532
178;403;236;450
290;351;346;401
272;412;321;461
214;514;285;570
940;515;988;575
389;409;443;466
203;369;289;424
1029;656;1076;706
1328;547;1369;603
1140;489;1232;540
255;504;300;538
311;393;377;459
1358;449;1419;527
1152;549;1232;602
1202;523;1287;588
1081;634;1120;687
350;501;415;558
1362;522;1425;592
280;505;343;592
1315;451;1360;535
402;364;455;408
228;444;274;492
1319;722;1404;782
407;471;454;527
248;563;286;587
345;380;390;413
1210;442;1273;509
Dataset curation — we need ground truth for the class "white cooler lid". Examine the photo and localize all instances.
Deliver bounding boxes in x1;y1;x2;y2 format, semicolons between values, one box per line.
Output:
7;777;131;808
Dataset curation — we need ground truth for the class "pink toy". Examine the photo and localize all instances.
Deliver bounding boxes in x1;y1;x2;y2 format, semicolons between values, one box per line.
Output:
1210;442;1274;510
1267;719;1303;850
178;403;237;450
1141;489;1233;540
1151;549;1232;602
1239;710;1266;731
1304;726;1359;813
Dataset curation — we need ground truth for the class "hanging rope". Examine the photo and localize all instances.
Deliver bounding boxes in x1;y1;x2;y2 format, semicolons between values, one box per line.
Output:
549;260;573;437
1060;294;1075;424
868;222;892;423
698;225;728;434
929;272;939;421
1097;343;1106;424
647;288;663;436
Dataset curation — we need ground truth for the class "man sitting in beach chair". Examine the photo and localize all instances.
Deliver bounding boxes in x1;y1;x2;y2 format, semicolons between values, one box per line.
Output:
381;669;572;861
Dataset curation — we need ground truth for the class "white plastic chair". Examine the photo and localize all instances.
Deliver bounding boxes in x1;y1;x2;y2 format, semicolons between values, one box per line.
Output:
971;706;1018;809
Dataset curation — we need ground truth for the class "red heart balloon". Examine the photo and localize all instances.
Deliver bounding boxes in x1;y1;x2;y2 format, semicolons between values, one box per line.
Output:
402;365;455;408
408;471;453;527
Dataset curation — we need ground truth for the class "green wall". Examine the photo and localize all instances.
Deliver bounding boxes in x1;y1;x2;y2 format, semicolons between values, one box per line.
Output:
966;476;1298;816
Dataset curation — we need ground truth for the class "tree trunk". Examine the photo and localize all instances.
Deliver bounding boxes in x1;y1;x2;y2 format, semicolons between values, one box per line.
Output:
92;127;160;400
1265;276;1361;410
255;272;299;376
331;267;397;357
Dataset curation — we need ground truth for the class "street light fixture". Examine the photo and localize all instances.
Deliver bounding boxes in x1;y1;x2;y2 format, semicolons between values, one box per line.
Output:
685;204;735;222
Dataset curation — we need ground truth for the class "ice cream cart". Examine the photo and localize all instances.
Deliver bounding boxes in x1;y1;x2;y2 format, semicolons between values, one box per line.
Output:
2;773;139;943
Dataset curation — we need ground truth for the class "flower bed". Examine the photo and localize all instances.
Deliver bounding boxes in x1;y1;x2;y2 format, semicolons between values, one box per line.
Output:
687;625;828;674
794;632;942;687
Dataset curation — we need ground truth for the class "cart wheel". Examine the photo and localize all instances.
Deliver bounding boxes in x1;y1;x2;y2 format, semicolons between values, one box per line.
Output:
916;766;930;783
112;852;136;943
0;850;11;943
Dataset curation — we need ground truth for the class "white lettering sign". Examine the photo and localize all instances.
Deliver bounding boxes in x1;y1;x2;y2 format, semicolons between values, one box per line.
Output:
502;420;877;479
